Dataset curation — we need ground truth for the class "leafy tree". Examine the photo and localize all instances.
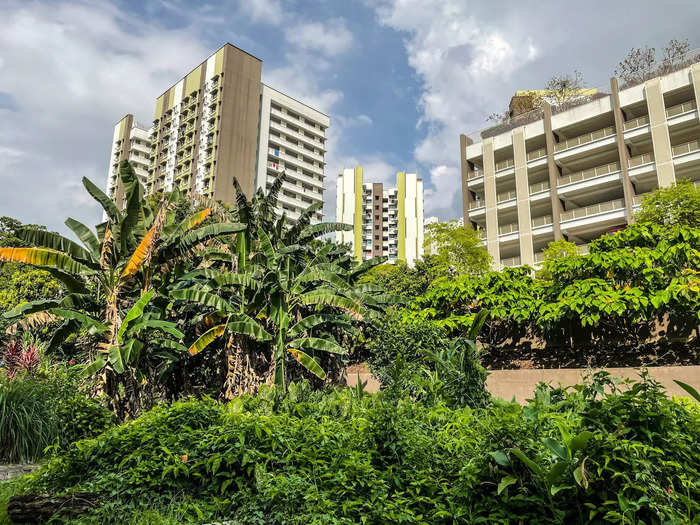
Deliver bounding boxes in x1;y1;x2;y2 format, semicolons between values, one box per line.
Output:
0;217;62;339
536;239;580;280
635;178;700;228
360;259;439;298
423;221;491;276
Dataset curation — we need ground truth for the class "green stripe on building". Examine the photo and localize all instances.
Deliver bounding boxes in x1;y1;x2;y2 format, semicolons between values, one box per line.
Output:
353;166;363;262
215;47;225;76
155;95;164;120
186;65;202;95
397;171;406;262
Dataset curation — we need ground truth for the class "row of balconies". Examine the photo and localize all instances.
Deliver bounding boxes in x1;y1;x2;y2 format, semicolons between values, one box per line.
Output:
478;197;628;241
472;97;698;172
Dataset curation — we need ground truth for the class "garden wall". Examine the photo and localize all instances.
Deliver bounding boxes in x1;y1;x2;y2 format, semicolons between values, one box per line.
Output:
345;364;700;404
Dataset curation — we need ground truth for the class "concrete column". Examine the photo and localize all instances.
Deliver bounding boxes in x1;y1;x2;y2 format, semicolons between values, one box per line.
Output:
543;104;564;240
512;129;534;266
483;138;500;264
459;134;474;228
610;77;636;223
645;78;676;187
691;64;700;121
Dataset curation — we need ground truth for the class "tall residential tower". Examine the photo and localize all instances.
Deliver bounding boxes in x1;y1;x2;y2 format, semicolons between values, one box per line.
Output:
337;167;424;266
105;43;329;223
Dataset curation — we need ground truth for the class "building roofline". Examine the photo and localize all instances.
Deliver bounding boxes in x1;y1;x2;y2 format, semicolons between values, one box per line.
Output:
262;83;330;118
155;42;263;100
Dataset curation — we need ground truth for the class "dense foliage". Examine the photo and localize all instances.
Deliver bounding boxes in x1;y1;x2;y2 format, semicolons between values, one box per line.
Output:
410;222;700;350
0;340;113;462
423;220;491;276
9;373;699;524
0;163;390;418
635;178;700;228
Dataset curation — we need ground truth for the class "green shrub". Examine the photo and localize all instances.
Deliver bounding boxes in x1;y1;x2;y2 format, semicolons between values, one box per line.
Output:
0;375;58;463
10;375;698;524
0;366;114;463
366;309;447;389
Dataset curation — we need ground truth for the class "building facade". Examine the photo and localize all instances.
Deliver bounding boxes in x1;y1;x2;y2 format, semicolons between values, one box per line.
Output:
337;167;424;266
461;57;700;269
105;114;152;209
106;44;328;223
257;85;328;223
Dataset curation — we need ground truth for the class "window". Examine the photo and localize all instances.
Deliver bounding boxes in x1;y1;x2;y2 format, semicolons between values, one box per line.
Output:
374;235;379;240
375;245;380;251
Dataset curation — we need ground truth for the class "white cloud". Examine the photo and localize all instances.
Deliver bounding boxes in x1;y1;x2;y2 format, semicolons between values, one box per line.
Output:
0;0;212;231
370;0;540;220
285;18;354;57
238;0;284;26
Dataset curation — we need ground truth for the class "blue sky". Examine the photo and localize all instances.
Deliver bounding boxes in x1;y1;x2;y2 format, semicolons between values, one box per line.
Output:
1;0;698;233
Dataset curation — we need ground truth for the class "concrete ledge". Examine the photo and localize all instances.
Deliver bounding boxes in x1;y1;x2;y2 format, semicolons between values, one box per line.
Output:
486;366;700;404
345;365;700;404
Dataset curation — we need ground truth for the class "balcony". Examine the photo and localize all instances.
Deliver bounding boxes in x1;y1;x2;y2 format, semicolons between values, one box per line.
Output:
498;222;519;235
623;115;649;130
468;200;485;210
527;147;547;161
467;168;483;181
628;152;655;168
665;99;697;118
529;181;550;194
554;126;615;152
495;158;514;172
534;252;545;263
497;190;517;203
559;161;620;186
531;215;553;228
501;255;521;268
672;139;700;157
561;198;625;222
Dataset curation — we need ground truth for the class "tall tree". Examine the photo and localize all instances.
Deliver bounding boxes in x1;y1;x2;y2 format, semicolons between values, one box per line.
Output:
635;178;700;228
423;221;491;277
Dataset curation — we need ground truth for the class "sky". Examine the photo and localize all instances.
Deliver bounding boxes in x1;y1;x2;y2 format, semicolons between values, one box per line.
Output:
1;0;698;234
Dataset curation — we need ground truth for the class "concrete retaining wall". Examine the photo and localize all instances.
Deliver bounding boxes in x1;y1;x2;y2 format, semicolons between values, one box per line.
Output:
346;365;700;404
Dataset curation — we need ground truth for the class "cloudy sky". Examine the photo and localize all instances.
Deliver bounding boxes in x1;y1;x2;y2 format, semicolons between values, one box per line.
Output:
1;0;698;234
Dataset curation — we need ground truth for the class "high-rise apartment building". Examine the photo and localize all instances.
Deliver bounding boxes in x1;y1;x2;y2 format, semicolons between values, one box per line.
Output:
461;55;700;269
337;167;424;266
105;115;152;209
105;44;328;223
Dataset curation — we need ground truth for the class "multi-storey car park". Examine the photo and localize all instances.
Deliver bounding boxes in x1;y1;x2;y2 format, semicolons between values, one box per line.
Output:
106;43;328;224
460;52;700;269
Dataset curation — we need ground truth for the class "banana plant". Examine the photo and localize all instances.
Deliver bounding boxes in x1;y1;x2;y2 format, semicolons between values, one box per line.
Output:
171;171;388;391
1;161;242;348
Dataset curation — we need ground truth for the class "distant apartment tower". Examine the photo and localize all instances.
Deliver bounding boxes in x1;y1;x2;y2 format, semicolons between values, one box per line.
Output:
337;167;424;265
106;43;328;223
105;115;152;209
461;53;700;269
